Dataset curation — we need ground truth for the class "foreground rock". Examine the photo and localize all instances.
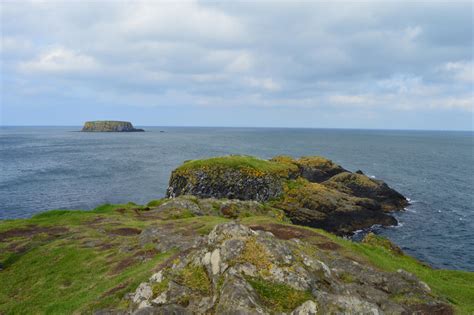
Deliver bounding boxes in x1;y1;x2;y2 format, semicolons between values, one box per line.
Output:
81;121;144;132
166;155;407;234
127;222;451;314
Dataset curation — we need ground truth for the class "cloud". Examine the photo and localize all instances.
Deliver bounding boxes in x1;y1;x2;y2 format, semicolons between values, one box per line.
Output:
1;0;473;129
439;61;473;83
19;48;99;74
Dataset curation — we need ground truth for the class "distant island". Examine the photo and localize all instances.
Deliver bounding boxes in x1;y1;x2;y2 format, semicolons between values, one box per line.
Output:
81;121;144;132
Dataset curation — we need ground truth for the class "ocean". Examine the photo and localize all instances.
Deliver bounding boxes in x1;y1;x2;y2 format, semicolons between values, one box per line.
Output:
1;126;473;271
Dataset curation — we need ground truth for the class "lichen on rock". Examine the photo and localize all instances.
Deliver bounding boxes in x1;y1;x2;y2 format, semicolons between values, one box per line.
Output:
127;222;452;315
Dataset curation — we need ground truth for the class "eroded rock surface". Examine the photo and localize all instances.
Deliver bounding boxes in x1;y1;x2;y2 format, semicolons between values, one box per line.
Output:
126;222;451;315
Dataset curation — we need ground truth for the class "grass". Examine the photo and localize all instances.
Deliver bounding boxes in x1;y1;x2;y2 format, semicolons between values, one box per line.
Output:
176;265;211;295
246;276;314;312
0;202;172;314
175;155;297;177
342;241;474;314
1;201;473;314
235;237;272;270
239;216;474;315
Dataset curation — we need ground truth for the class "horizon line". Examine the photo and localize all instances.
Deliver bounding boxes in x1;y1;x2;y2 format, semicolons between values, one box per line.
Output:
1;125;473;132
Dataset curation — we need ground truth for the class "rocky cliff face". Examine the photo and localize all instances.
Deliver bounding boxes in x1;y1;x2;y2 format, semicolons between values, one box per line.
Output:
81;121;144;132
166;155;408;234
128;222;451;315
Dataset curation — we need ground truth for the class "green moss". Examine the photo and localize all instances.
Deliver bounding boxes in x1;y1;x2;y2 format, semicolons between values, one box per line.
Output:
152;279;169;297
176;265;211;294
246;277;314;312
175;155;297;178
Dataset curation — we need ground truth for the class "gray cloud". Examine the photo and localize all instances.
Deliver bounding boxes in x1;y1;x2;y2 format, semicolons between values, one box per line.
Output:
1;0;472;128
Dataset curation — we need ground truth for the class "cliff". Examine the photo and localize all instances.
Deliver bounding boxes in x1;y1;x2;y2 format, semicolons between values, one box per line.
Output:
81;121;144;132
167;155;407;235
0;155;472;314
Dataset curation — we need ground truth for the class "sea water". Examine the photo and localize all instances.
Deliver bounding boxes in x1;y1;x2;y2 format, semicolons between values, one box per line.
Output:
1;126;472;270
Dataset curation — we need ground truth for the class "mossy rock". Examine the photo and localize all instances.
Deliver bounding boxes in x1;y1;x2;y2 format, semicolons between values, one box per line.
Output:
277;178;397;234
323;172;408;211
166;156;296;202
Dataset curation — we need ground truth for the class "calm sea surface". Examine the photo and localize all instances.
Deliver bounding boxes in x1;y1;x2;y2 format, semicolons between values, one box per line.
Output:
1;126;473;270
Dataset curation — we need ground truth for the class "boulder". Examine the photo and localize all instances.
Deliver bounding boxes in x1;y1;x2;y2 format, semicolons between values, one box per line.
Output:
166;155;407;234
323;172;408;211
166;156;295;202
127;222;452;315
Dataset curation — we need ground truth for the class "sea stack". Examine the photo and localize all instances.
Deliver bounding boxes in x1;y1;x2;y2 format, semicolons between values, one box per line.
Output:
81;121;144;132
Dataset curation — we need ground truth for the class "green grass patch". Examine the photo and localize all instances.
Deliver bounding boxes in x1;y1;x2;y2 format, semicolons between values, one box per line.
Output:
246;276;314;312
176;265;211;295
175;155;297;177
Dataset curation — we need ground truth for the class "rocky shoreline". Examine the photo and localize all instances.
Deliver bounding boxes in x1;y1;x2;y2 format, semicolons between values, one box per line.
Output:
0;154;472;314
167;155;408;235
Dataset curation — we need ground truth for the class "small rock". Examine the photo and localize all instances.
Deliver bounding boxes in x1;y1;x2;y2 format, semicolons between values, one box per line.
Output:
291;300;318;315
210;249;221;275
149;270;163;283
132;282;153;304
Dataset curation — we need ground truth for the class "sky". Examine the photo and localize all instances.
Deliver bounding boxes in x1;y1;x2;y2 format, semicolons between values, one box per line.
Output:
1;1;473;130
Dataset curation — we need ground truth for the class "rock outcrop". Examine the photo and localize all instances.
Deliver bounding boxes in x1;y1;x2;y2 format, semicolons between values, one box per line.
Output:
166;155;408;234
128;222;451;315
166;156;294;202
81;121;144;132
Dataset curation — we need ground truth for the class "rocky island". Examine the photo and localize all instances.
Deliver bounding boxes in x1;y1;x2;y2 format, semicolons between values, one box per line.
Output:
81;121;144;132
0;155;472;314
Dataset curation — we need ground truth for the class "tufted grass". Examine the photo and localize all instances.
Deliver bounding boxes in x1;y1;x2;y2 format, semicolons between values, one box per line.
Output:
176;265;211;295
175;155;297;177
246;276;314;312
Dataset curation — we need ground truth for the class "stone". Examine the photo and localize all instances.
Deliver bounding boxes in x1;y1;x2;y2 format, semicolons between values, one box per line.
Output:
291;300;318;315
132;283;153;304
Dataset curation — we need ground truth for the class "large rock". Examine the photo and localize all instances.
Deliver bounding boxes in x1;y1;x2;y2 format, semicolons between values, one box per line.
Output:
126;222;452;315
276;179;397;234
81;121;144;132
323;172;408;211
271;155;347;182
166;156;295;202
166;155;407;234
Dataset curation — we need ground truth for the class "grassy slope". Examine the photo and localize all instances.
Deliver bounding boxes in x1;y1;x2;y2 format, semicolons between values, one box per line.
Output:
0;203;473;314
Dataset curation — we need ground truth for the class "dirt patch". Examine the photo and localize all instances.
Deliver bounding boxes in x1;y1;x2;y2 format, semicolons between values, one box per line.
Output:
314;241;341;250
108;228;142;236
134;248;160;260
408;303;454;315
0;225;69;242
84;217;106;227
109;256;137;275
115;208;126;214
97;242;115;250
249;223;322;240
101;281;131;298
